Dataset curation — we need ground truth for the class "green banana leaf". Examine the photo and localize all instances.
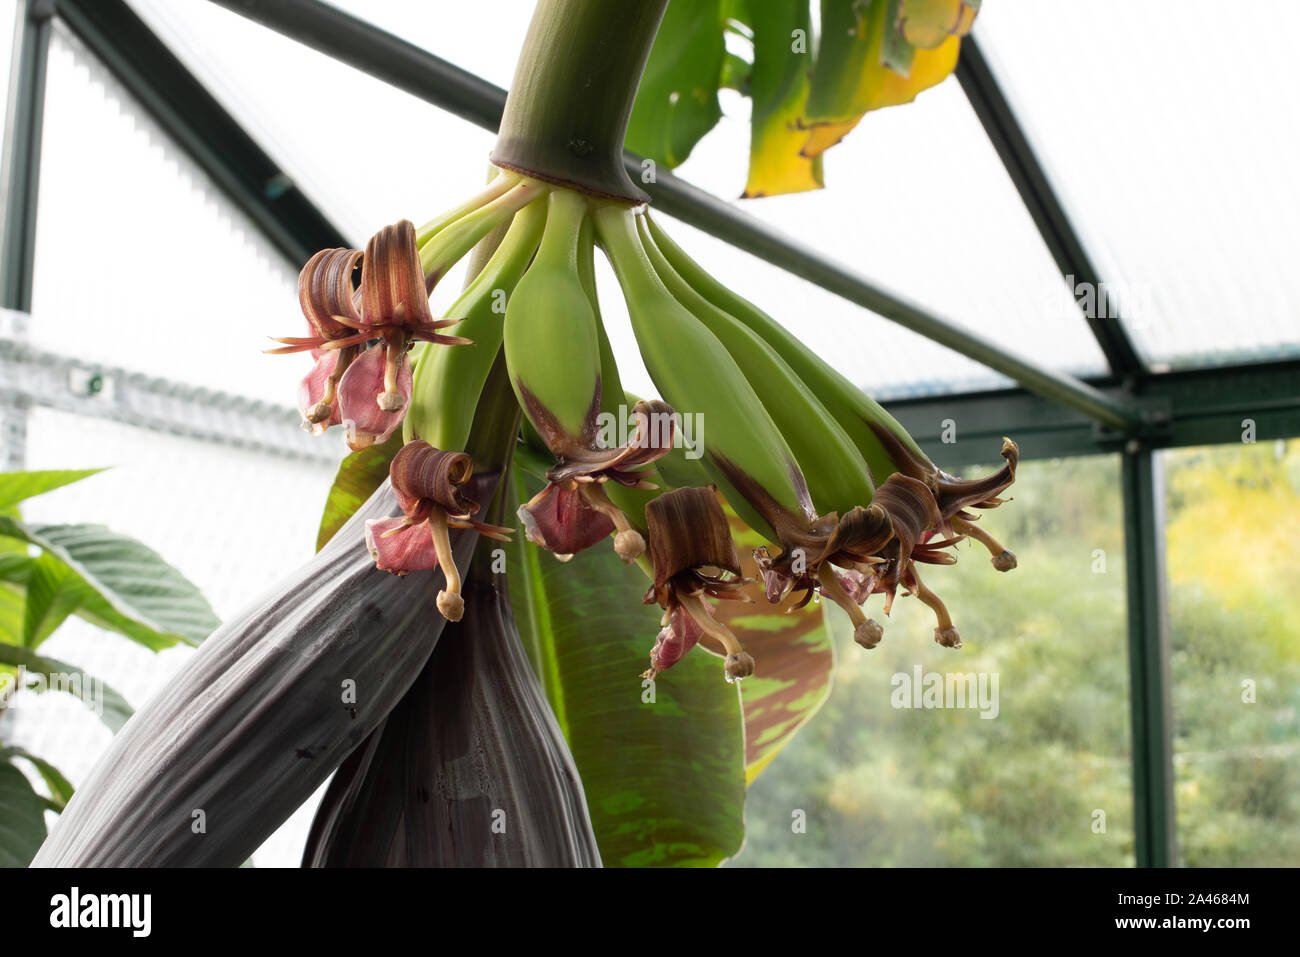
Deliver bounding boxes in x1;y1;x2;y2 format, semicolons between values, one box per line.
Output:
0;519;218;650
624;0;726;169
315;434;403;551
716;503;839;784
509;470;746;867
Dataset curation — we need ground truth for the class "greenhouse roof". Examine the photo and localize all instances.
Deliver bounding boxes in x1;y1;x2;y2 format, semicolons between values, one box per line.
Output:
2;0;1298;466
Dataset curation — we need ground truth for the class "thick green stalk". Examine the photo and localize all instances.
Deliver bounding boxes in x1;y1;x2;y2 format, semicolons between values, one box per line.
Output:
491;0;667;202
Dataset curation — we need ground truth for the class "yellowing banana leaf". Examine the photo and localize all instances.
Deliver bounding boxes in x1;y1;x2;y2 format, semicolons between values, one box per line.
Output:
625;0;727;168
900;0;979;49
741;0;825;197
509;470;746;867
715;504;837;784
800;0;968;159
315;433;403;551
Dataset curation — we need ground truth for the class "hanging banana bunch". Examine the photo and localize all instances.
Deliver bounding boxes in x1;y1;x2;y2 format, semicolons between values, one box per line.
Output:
269;176;1019;683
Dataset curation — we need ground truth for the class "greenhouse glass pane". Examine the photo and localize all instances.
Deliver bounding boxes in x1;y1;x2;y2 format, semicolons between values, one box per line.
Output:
975;0;1300;369
732;454;1134;866
1;0;16;106
1164;442;1300;866
125;0;501;252
126;0;1105;398
29;24;314;408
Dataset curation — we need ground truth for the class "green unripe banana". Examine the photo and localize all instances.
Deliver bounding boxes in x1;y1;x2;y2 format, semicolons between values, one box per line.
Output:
637;215;875;519
644;213;932;487
406;196;548;451
504;190;604;445
577;215;661;535
594;203;817;545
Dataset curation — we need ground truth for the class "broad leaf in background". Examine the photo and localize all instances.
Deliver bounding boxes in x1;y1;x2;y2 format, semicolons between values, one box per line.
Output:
315;433;402;551
1;746;74;811
626;0;979;196
509;471;746;867
741;0;824;197
0;519;218;650
715;505;839;784
0;762;47;867
0;643;134;734
0;468;106;511
625;0;726;169
801;0;971;158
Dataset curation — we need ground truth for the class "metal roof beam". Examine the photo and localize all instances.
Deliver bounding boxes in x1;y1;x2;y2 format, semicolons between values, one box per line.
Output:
956;36;1147;378
204;0;1145;434
57;0;348;266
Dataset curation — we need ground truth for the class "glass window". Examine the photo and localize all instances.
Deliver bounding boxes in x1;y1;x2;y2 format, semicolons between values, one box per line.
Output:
1165;441;1300;865
733;454;1134;866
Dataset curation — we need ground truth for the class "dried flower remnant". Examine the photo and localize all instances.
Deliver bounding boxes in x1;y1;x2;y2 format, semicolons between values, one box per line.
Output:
520;399;677;564
364;441;511;621
642;487;754;682
754;438;1019;649
270;220;471;450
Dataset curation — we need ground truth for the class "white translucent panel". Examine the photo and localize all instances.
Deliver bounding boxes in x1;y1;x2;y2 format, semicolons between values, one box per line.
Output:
1;0;16;106
125;0;505;257
666;80;1107;395
6;408;336;865
29;26;306;406
975;0;1300;368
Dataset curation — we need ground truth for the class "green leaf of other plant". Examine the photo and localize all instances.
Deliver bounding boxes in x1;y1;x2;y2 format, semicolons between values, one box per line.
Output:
0;519;218;650
0;468;106;511
0;643;134;734
0;761;48;867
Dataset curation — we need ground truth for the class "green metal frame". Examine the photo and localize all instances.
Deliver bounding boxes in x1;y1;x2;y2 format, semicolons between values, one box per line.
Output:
6;0;1298;868
0;0;52;314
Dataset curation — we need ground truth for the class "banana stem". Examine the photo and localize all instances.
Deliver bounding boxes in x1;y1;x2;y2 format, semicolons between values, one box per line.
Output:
491;0;667;203
419;180;549;282
415;170;521;247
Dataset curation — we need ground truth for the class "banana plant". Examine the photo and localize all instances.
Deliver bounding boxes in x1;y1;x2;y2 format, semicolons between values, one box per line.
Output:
34;0;1017;868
